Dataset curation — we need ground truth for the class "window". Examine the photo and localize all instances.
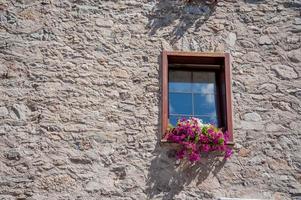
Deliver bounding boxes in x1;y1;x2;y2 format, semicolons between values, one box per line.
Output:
161;51;234;144
169;70;218;126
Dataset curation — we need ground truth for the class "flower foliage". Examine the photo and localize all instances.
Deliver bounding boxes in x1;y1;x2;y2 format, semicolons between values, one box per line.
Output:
165;117;232;162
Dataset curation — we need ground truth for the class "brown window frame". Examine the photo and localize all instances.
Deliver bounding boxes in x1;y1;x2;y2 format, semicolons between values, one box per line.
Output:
161;51;234;144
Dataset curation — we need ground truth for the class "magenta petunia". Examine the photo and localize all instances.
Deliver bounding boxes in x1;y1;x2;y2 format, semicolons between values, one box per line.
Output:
225;148;233;159
189;151;200;162
165;117;232;163
202;144;210;152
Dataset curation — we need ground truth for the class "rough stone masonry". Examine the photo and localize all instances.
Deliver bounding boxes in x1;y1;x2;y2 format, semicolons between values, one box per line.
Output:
0;0;300;199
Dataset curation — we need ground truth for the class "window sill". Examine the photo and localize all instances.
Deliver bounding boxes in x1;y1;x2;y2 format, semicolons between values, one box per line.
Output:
160;139;235;147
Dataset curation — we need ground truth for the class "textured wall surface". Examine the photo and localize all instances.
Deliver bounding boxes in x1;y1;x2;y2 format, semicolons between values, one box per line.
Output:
0;0;301;199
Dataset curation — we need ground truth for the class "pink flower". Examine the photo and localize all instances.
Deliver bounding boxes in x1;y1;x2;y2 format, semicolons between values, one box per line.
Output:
207;128;214;135
224;131;230;142
200;135;209;143
181;142;196;151
225;148;233;158
202;144;210;152
189;151;200;162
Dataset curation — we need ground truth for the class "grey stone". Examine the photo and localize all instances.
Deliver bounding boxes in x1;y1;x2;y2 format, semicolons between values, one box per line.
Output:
99;145;114;156
96;18;113;28
10;104;28;121
259;35;272;45
226;32;237;47
0;107;9;117
266;123;284;132
290;121;301;130
69;156;92;164
239;121;264;130
293;18;301;25
85;176;115;194
218;198;264;200
243;112;262;122
5;149;21;160
85;181;101;192
291;25;301;33
244;52;262;63
161;40;172;50
271;64;298;79
111;68;129;78
287;36;300;44
257;83;277;93
111;166;126;180
263;26;279;34
239;40;255;48
288;50;301;63
293;90;301;99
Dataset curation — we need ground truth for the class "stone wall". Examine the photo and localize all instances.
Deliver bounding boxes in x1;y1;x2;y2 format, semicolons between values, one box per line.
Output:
0;0;300;199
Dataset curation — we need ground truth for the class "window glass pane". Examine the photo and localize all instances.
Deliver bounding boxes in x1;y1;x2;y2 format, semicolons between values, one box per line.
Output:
192;71;216;93
194;94;217;116
168;69;219;127
169;93;192;115
192;83;216;94
169;115;179;126
169;70;192;92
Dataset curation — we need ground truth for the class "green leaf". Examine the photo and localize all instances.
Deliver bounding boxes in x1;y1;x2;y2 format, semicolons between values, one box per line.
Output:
202;126;208;135
194;133;199;143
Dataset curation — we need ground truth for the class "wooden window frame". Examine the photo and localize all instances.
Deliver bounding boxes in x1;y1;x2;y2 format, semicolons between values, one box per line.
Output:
161;51;234;144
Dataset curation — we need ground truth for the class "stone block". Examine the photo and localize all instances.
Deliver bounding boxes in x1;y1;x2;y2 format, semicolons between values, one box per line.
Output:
271;64;298;79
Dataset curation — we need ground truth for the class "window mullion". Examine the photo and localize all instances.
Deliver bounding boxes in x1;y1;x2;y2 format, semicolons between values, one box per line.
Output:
191;71;194;117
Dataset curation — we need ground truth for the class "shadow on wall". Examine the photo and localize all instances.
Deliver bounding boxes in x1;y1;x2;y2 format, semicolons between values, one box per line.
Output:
147;0;217;44
146;0;300;44
146;147;226;199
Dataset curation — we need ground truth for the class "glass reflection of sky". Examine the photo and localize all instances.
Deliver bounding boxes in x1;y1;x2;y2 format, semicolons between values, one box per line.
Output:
194;94;217;115
169;93;192;115
168;70;218;126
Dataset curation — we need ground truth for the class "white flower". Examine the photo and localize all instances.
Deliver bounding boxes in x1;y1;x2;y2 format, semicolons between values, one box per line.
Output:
177;117;211;129
191;117;203;127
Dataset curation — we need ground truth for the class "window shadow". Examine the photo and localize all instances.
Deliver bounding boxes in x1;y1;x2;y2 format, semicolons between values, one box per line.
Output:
146;146;226;199
147;0;217;44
